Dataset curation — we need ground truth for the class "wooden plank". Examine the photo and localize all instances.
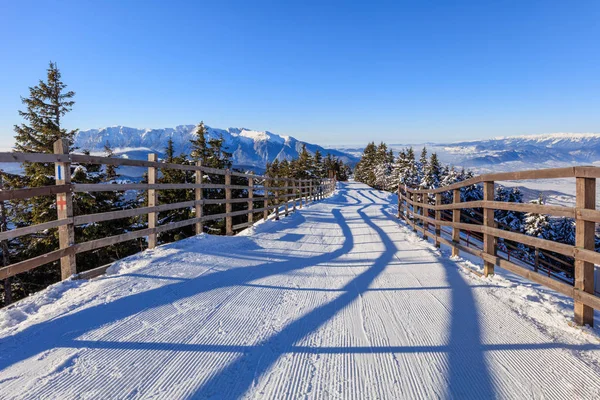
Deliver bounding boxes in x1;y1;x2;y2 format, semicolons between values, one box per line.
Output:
74;200;198;225
0;184;71;202
72;183;255;192
233;221;253;231
0;218;72;241
0;247;73;280
147;154;158;249
483;181;495;276
574;176;596;327
75;228;153;254
0;152;70;163
74;263;112;280
54;139;76;279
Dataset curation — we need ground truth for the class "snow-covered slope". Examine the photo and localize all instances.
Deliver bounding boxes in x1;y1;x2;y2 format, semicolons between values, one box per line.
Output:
75;125;358;174
1;183;600;398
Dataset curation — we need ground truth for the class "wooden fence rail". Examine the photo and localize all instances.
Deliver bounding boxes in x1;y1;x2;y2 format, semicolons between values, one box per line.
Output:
0;140;336;286
397;166;600;327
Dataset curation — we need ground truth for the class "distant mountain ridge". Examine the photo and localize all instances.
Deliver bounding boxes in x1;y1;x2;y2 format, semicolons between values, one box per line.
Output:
439;133;600;169
74;125;358;174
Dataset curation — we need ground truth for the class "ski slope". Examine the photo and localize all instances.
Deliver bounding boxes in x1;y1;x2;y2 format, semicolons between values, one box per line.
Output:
1;182;600;399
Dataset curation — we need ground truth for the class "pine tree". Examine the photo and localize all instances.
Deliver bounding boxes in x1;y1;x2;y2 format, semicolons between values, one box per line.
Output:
313;150;324;178
401;147;419;188
420;152;442;190
550;217;575;245
190;121;208;163
158;138;194;243
524;194;551;239
9;62;77;293
104;141;117;181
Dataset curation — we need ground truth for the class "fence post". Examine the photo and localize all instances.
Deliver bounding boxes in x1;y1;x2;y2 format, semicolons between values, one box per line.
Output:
53;139;76;279
299;180;303;209
248;173;254;225
575;176;596;327
309;180;313;204
452;188;461;257
435;192;442;248
225;169;233;235
410;192;417;232
274;178;280;221
147;153;158;249
264;177;270;220
483;181;495;276
397;185;402;219
292;180;297;211
195;160;203;235
420;193;427;240
284;179;289;216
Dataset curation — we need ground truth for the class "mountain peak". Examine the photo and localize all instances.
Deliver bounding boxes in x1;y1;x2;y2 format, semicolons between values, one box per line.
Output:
74;123;357;175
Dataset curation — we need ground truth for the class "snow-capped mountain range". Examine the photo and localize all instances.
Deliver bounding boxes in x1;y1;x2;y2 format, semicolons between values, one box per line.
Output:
329;132;600;174
440;133;600;169
74;125;358;174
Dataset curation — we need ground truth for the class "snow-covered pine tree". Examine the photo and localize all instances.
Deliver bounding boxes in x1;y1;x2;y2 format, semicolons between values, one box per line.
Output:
354;142;377;186
420;152;442;190
390;149;407;192
440;166;461;203
417;147;428;185
550;217;575;245
373;142;392;190
524;194;551;239
400;147;419;188
313;149;324;178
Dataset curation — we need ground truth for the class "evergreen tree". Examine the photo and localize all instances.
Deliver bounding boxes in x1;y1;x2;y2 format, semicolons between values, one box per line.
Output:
190;121;208;163
157;138;194;243
420;152;442;190
9;62;77;293
524;194;551;239
104;141;117;181
401;147;419;188
550;217;575;245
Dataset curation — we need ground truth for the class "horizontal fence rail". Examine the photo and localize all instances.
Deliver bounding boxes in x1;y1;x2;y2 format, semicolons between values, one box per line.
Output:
396;166;600;327
0;139;337;285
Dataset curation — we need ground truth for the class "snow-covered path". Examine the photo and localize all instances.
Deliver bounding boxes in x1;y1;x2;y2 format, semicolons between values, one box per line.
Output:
2;182;600;399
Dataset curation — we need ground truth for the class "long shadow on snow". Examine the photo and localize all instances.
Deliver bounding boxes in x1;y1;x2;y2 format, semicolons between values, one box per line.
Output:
189;203;492;399
0;197;355;372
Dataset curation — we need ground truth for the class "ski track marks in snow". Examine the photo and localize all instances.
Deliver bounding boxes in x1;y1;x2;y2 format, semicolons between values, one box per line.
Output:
1;182;600;399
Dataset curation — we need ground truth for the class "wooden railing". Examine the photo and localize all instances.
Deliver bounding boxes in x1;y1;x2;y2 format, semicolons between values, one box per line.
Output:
0;139;336;285
397;166;600;327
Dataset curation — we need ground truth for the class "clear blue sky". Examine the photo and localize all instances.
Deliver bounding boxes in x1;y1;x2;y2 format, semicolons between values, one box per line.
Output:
1;0;599;146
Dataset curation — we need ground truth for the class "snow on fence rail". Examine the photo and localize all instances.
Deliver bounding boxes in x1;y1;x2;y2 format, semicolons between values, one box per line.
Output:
397;166;600;327
0;139;336;285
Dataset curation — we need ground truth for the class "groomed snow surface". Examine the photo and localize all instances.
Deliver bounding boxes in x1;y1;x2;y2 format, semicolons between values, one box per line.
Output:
2;182;600;399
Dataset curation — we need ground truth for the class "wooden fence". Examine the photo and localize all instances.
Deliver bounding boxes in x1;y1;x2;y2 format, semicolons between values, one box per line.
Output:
0;139;336;286
397;166;600;327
